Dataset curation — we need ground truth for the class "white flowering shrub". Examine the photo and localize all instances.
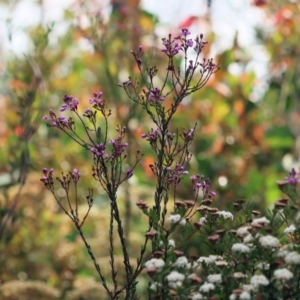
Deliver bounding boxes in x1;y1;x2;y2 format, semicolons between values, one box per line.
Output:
142;175;300;299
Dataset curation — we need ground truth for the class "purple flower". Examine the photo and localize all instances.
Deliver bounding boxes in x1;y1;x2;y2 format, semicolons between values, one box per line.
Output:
180;28;191;37
187;39;193;47
166;164;189;186
90;143;107;158
89;92;103;105
43;113;58;127
109;136;129;158
43;168;53;176
161;35;180;57
190;174;215;198
83;108;93;117
194;38;208;55
183;128;194;143
49;109;56;118
40;168;54;187
190;175;196;181
141;128;161;146
43;107;72;128
148;88;165;105
119;79;132;89
60;95;79;112
131;49;142;67
285;168;300;187
58;116;68;124
126;169;133;178
72;169;80;183
209;60;216;70
43;116;51;121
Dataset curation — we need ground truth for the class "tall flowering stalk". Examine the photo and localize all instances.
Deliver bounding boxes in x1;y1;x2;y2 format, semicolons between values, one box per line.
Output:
122;29;218;230
42;91;143;299
124;29;218;299
41;29;217;299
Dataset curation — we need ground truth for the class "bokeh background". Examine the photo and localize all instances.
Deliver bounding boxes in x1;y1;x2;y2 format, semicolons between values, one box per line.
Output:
0;0;300;298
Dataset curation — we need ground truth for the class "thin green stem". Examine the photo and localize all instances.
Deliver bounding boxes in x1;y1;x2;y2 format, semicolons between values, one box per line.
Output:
75;223;112;298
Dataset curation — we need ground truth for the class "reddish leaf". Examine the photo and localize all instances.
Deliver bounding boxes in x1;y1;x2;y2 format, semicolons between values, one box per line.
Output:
178;16;198;29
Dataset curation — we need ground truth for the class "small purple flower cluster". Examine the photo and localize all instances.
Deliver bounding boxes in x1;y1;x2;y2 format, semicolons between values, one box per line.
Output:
194;33;207;55
90;143;108;158
130;45;143;68
285;168;300;187
199;57;217;73
148;88;165;105
40;167;81;190
40;168;54;188
56;172;71;190
43;109;73;129
161;29;202;58
60;95;79;112
109;135;129;159
83;108;93;118
179;28;194;51
118;79;133;89
89;91;105;110
161;36;181;58
190;174;216;199
101;125;129;161
126;169;133;179
166;164;189;186
141;128;161;145
71;169;81;184
42;90;136;193
120;28;218;113
182;128;195;143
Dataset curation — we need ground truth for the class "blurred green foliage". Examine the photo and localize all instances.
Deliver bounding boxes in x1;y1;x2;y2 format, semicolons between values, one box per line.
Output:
0;0;300;298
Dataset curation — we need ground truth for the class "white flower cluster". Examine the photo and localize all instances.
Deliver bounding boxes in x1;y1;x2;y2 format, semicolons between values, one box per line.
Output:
199;282;215;293
145;203;300;300
166;271;185;289
285;251;300;265
256;262;269;270
190;293;203;300
243;234;253;243
229;291;251;300
145;258;165;270
167;214;186;226
173;256;190;268
197;255;223;265
149;282;161;291
168;239;175;248
259;235;280;248
199;216;207;225
232;243;251;253
236;226;253;243
207;274;222;283
251;216;270;227
237;226;251;237
217;210;234;220
250;274;269;286
284;224;296;234
233;272;247;279
274;268;293;280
